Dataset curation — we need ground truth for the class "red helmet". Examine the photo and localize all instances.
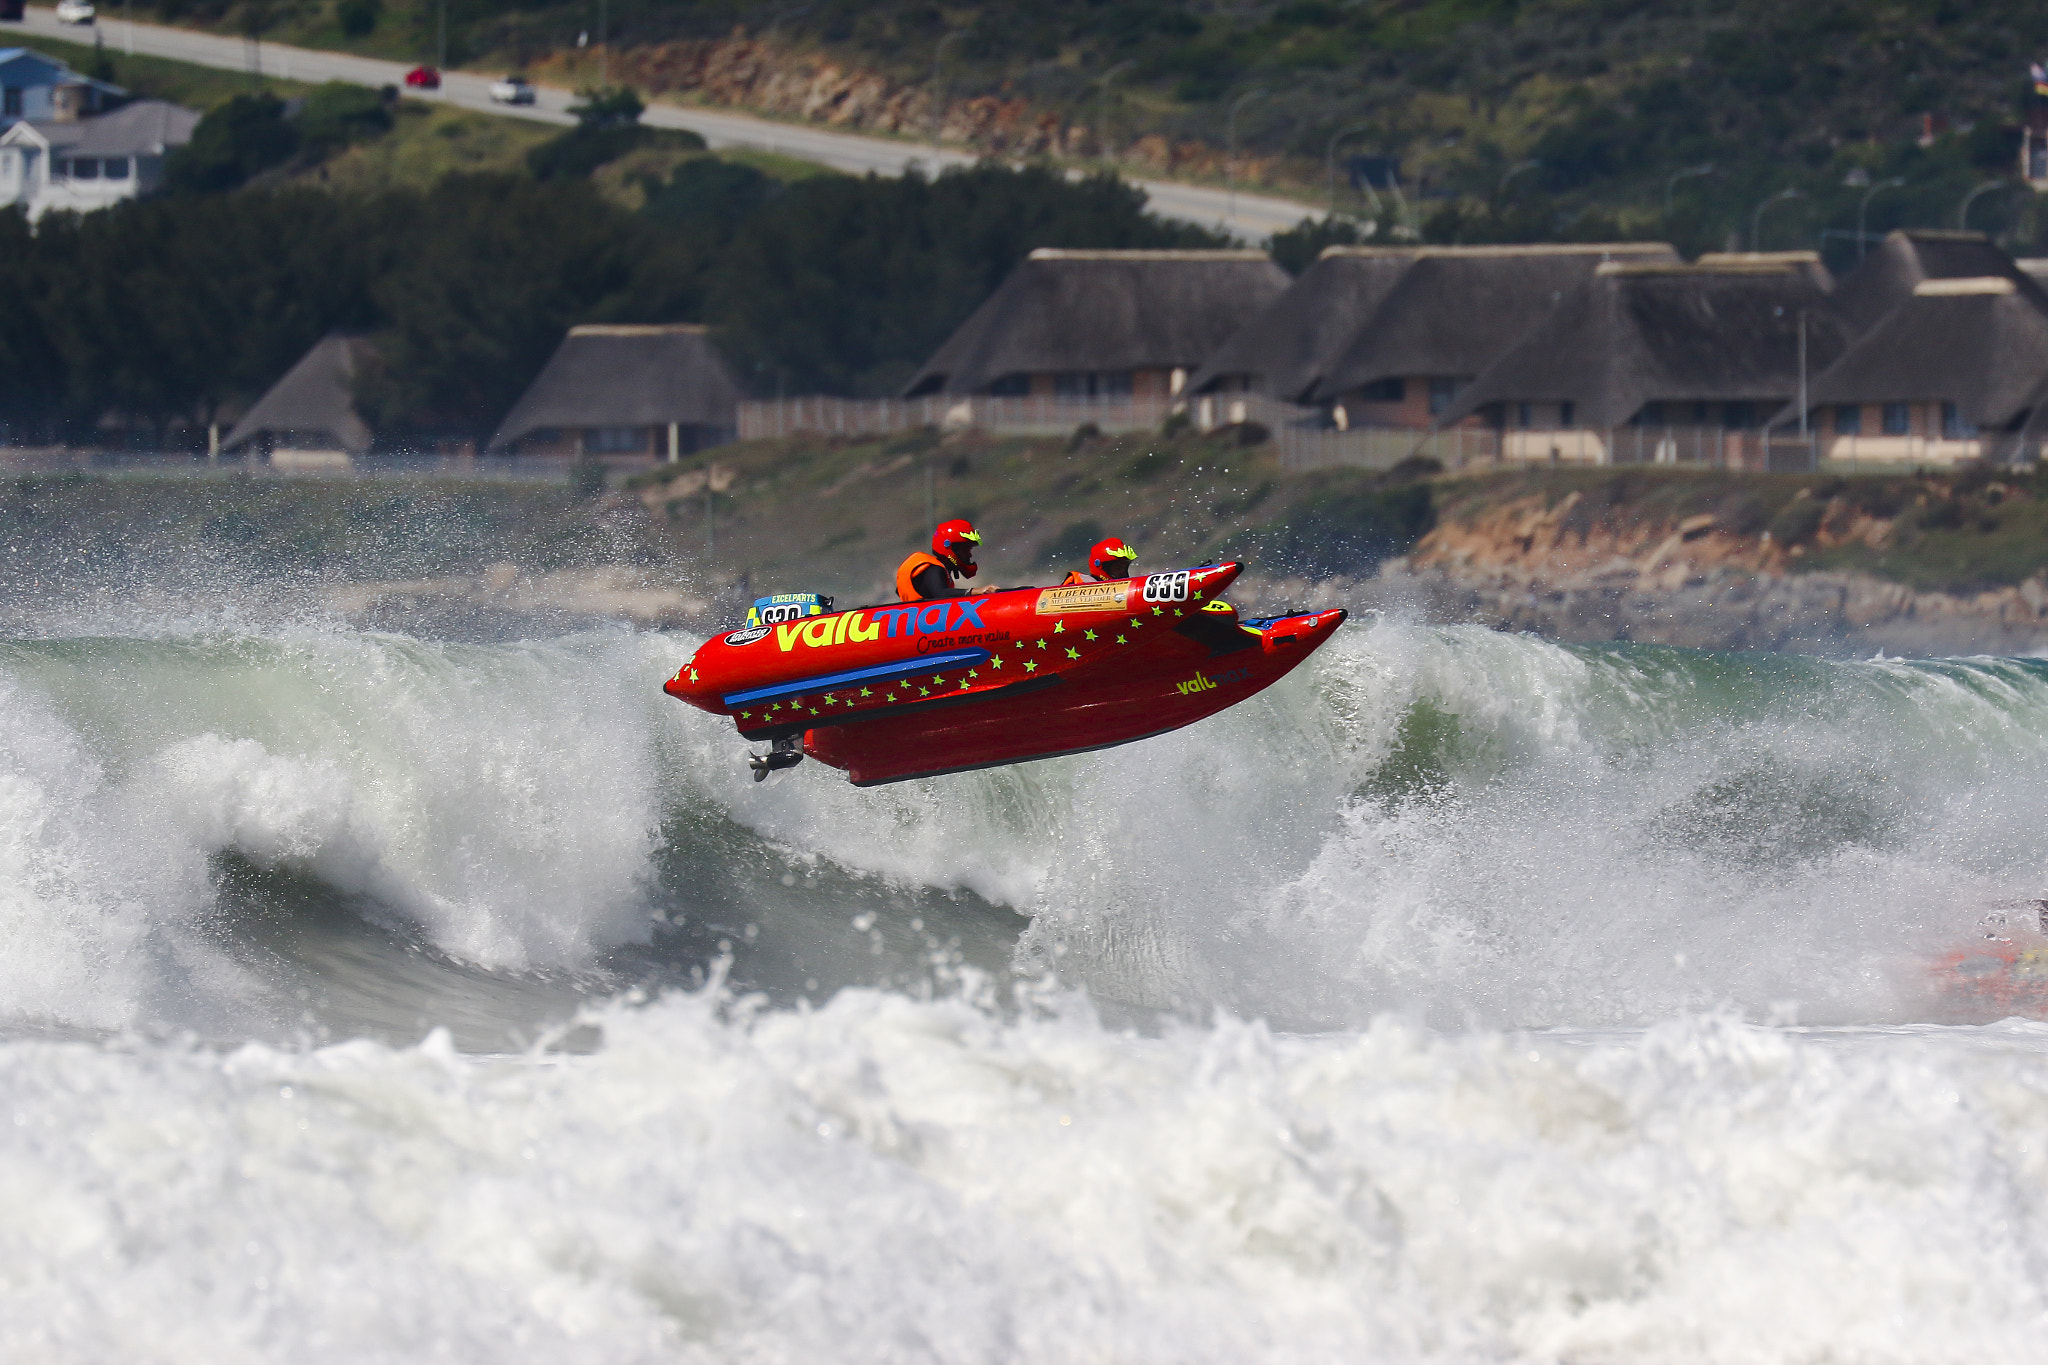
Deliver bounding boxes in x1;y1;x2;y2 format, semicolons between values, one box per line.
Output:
1088;537;1138;581
933;518;982;578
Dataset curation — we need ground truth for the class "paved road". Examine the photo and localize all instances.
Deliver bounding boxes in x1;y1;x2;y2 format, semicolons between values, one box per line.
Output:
7;6;1315;240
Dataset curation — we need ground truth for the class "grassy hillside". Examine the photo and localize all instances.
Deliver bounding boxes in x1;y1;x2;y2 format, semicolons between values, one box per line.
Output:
107;1;2048;258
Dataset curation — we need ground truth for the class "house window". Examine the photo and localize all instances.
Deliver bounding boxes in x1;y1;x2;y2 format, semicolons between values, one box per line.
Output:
2;88;20;118
1722;401;1755;430
1633;401;1666;427
1941;401;1975;439
1515;401;1532;428
71;158;99;180
1559;400;1576;428
1053;372;1132;400
1693;402;1714;425
1835;404;1861;436
1428;377;1459;416
1098;371;1133;398
586;426;645;453
1054;372;1092;399
1881;402;1910;435
51;158;67;177
1359;377;1403;402
102;157;130;180
986;374;1029;397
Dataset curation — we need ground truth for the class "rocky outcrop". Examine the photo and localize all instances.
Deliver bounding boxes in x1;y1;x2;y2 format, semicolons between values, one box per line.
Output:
1237;485;2048;656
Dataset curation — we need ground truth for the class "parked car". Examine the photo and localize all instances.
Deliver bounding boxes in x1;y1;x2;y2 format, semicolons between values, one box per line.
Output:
403;65;440;90
54;0;96;23
488;74;536;105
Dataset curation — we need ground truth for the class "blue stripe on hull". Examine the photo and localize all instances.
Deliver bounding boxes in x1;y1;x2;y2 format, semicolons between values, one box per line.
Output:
720;648;992;707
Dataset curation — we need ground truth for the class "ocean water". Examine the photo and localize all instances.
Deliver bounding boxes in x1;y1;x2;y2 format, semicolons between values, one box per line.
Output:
4;604;2048;1361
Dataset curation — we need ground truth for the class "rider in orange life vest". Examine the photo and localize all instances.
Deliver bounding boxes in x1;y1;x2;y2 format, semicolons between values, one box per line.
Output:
897;518;995;602
1061;536;1138;586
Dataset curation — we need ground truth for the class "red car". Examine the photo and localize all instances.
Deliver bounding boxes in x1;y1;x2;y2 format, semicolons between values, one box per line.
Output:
403;66;441;90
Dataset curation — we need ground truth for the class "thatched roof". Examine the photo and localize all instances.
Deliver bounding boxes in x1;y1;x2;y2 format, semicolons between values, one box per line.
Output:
222;333;374;455
1188;247;1421;400
903;249;1290;397
1792;278;2048;429
1830;231;2035;332
490;325;744;450
1438;262;1856;430
1309;243;1680;403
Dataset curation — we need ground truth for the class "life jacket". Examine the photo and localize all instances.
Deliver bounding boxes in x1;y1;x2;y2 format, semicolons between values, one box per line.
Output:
896;551;954;602
1060;570;1096;586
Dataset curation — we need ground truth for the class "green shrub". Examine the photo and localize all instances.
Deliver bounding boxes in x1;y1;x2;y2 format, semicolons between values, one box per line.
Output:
337;0;381;37
1768;496;1825;546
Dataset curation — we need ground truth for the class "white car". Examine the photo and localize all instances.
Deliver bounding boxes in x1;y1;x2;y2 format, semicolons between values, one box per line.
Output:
54;0;95;23
488;75;536;106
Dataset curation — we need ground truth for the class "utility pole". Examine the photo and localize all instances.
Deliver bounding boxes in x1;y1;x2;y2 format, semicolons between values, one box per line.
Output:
1958;179;2008;232
928;31;963;145
1226;88;1266;227
1094;60;1133;163
1323;120;1372;217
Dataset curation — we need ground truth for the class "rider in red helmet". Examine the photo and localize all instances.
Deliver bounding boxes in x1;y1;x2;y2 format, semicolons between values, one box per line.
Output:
1061;536;1137;586
897;518;984;601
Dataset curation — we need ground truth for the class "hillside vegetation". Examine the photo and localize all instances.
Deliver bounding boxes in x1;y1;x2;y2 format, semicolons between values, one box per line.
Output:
109;0;2048;258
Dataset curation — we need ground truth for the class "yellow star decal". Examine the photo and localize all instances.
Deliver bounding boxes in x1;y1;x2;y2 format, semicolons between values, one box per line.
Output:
990;655;1004;669
809;708;819;716
1035;638;1049;650
824;695;839;705
1084;630;1097;641
968;669;979;678
1173;609;1183;617
932;674;946;685
1023;660;1037;672
1193;592;1204;601
1054;621;1065;634
958;678;971;689
885;693;897;702
739;710;751;718
859;687;872;697
1153;606;1164;616
1065;647;1080;659
918;686;930;696
1116;635;1127;644
687;668;699;682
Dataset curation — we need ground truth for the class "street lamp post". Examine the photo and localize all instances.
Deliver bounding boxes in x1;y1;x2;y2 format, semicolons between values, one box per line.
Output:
1750;187;1802;251
1663;163;1714;217
1857;176;1905;260
1094;60;1133;164
1323;121;1373;216
1226;88;1267;225
929;30;964;145
1958;179;2009;232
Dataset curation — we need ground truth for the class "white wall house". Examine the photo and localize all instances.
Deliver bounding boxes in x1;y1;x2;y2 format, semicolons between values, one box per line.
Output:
0;98;198;220
0;47;120;129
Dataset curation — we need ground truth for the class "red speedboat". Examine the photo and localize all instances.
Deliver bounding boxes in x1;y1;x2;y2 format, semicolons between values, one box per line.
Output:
662;562;1345;784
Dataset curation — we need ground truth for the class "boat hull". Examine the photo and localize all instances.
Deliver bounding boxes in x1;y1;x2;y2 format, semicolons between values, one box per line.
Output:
662;562;1346;784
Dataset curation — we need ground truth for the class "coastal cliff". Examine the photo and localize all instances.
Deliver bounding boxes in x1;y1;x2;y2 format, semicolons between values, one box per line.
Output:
1305;471;2048;656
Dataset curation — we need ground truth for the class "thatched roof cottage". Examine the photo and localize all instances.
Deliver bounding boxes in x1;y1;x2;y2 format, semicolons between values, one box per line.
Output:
491;324;744;458
1195;244;1678;431
902;248;1289;402
1793;276;2048;467
1437;260;1856;465
1830;230;2033;333
222;333;377;468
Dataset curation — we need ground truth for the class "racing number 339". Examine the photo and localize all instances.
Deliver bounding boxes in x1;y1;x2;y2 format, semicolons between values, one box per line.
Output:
1142;571;1190;603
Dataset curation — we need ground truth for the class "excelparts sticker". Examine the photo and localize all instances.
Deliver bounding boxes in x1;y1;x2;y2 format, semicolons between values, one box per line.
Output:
1034;582;1127;615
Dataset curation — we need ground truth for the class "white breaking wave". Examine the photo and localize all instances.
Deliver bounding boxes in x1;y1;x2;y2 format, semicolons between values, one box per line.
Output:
2;993;2046;1363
